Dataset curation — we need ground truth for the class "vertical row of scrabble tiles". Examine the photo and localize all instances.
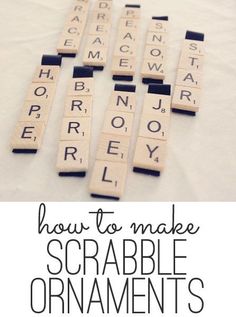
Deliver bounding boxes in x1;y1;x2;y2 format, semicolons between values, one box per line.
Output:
141;16;169;84
57;0;90;57
171;31;205;116
89;84;136;200
83;0;113;70
133;84;171;176
11;55;62;153
56;66;94;177
111;4;141;81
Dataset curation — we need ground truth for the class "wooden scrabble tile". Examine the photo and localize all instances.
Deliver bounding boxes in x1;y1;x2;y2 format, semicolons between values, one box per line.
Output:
62;24;82;38
139;113;169;141
89;160;127;199
19;100;51;123
89;23;110;34
57;36;81;54
72;2;89;14
114;42;136;57
11;121;45;151
176;69;202;89
91;11;111;23
144;45;167;61
142;93;171;116
141;59;165;80
108;90;136;113
26;83;56;101
179;52;204;71
133;137;167;173
66;13;87;27
182;39;205;56
94;1;112;11
67;78;94;96
32;66;60;83
117;28;138;43
102;111;134;137
64;96;92;117
148;20;168;33
56;140;89;173
86;34;109;47
83;46;107;66
121;7;140;19
60;117;91;140
96;133;130;163
112;56;135;76
171;85;201;112
146;31;168;45
119;18;139;29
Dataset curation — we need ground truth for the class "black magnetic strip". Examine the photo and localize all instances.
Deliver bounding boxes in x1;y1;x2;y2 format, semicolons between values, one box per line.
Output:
148;84;171;96
125;4;141;8
172;108;196;116
113;75;133;82
185;30;204;42
91;194;120;201
133;167;160;177
84;65;104;71
12;149;37;154
152;16;168;21
142;78;164;85
114;84;136;92
59;172;86;178
58;53;76;58
41;54;62;66
73;66;94;78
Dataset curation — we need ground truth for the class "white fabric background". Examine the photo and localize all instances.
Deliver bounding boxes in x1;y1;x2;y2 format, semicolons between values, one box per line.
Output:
0;0;235;201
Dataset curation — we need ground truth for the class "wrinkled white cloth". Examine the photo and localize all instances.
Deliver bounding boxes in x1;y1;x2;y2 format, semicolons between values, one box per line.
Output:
0;0;236;201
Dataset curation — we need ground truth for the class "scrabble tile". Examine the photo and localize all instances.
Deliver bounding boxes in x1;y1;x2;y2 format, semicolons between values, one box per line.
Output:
19;100;51;123
146;31;168;45
91;11;111;23
144;45;167;61
32;66;60;83
60;117;91;140
112;56;135;76
62;24;82;38
114;42;136;57
108;90;136;113
86;34;109;47
64;96;92;117
133;137;167;175
83;46;107;66
148;20;168;33
94;1;112;11
89;160;127;200
117;28;138;43
182;39;205;56
67;78;94;96
102;111;134;137
96;133;130;163
121;7;140;19
139;113;169;141
172;85;201;112
11;121;45;152
142;93;171;116
89;23;110;34
26;83;56;101
57;36;81;54
56;140;89;175
141;59;165;80
72;2;89;14
119;18;139;29
66;13;87;26
176;69;202;89
179;52;204;71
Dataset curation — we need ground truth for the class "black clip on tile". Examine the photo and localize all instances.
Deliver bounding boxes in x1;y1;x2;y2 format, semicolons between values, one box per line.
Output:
114;84;136;92
41;54;62;66
152;16;168;21
133;167;161;177
148;84;171;96
171;108;196;116
185;31;204;42
84;65;104;71
113;75;133;82
12;149;38;154
58;53;76;58
73;66;94;78
59;172;86;178
125;4;141;8
91;194;120;201
142;78;164;85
